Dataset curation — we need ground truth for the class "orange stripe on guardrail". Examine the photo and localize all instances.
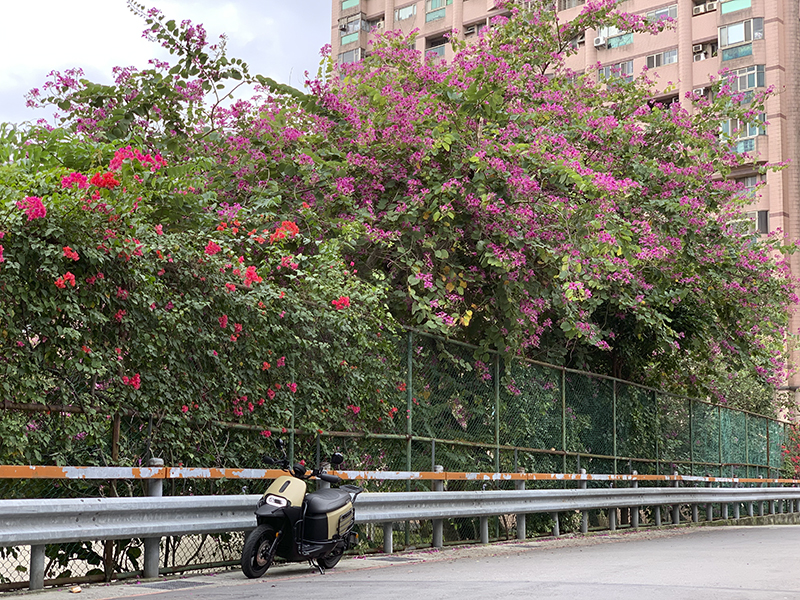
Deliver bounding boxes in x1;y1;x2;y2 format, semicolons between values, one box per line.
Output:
0;465;797;485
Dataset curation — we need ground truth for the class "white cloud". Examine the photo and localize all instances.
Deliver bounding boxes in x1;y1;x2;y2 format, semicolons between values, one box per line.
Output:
0;1;330;124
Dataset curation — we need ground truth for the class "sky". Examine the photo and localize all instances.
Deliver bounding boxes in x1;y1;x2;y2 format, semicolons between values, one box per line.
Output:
0;0;332;125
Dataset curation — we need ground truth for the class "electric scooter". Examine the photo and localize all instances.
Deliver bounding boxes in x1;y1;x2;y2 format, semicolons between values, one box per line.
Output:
241;439;362;577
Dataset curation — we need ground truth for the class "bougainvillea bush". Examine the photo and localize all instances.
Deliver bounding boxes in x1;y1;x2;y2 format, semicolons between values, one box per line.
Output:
1;0;796;467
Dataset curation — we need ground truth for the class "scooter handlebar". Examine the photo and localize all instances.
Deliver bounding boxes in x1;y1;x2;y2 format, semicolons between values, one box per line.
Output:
318;473;341;484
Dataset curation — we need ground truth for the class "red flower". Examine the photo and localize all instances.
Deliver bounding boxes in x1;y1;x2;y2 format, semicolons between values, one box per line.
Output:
260;430;272;438
122;373;141;390
262;361;271;370
181;405;189;413
114;309;126;322
225;283;236;292
205;240;222;255
218;314;228;329
234;323;243;334
90;171;121;189
331;296;350;310
63;246;80;261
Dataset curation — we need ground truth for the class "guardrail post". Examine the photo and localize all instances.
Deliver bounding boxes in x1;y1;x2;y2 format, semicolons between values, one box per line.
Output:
383;523;393;554
480;516;489;544
143;458;164;579
580;469;588;534
631;471;639;529
747;500;754;518
29;544;45;590
515;468;526;540
759;476;765;516
692;503;699;523
432;466;444;548
672;471;680;525
706;478;713;521
552;512;561;536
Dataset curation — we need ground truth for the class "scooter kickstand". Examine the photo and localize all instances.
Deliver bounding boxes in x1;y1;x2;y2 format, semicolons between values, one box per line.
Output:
309;560;325;575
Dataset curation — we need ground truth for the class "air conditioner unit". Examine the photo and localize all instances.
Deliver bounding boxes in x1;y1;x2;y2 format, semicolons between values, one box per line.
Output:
374;20;384;29
693;4;706;14
593;36;607;48
692;44;704;53
693;87;707;95
705;1;718;10
576;34;585;44
465;25;477;35
693;52;706;61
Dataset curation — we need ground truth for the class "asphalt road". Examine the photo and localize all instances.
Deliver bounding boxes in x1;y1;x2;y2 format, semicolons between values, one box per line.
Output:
23;526;800;600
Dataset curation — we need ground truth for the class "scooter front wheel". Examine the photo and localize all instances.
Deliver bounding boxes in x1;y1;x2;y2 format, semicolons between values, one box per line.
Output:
241;524;278;578
318;547;343;570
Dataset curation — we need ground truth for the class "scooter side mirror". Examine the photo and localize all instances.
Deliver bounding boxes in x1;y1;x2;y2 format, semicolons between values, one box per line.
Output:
330;452;344;466
263;455;276;465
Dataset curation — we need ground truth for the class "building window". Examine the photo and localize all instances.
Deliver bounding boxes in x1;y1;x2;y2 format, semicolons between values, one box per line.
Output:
341;0;360;9
600;60;633;83
557;0;584;10
339;13;368;45
746;210;769;234
395;3;417;20
721;114;766;153
338;48;362;65
737;174;764;199
727;64;765;100
426;0;452;22
720;0;751;14
719;18;763;61
597;26;632;48
646;48;678;68
646;4;677;22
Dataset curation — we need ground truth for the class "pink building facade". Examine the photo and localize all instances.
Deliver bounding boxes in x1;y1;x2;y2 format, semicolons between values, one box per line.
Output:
330;0;800;389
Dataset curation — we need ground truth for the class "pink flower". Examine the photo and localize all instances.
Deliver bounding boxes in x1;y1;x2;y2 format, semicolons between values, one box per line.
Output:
225;283;236;292
277;356;286;367
16;196;47;220
287;382;297;393
116;287;129;300
0;245;3;263
260;430;272;438
205;240;222;255
155;224;164;235
234;323;242;333
114;309;126;322
61;172;90;189
181;405;188;413
267;389;276;400
219;314;228;328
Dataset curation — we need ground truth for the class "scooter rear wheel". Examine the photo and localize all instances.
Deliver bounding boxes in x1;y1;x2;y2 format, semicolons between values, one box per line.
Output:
241;524;277;578
318;548;343;570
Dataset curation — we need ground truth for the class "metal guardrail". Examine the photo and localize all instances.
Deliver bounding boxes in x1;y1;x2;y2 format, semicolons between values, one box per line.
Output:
3;481;800;591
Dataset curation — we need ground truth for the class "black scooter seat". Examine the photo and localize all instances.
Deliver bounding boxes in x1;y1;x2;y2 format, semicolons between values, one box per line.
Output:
305;488;351;514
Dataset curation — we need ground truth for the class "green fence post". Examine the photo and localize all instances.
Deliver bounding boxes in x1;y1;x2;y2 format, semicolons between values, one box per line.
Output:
494;353;500;473
406;331;413;548
745;413;749;479
612;380;617;475
654;390;660;475
718;405;722;477
289;403;295;466
689;400;694;476
766;420;771;479
406;330;413;475
561;368;567;475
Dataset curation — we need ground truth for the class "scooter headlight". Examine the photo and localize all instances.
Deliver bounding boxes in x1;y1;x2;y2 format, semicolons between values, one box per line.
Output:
265;494;289;508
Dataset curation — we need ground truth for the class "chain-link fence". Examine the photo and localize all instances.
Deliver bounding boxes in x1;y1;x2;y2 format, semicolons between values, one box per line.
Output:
0;330;790;587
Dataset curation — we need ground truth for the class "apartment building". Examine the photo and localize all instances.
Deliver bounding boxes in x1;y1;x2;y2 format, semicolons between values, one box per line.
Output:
330;0;800;388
